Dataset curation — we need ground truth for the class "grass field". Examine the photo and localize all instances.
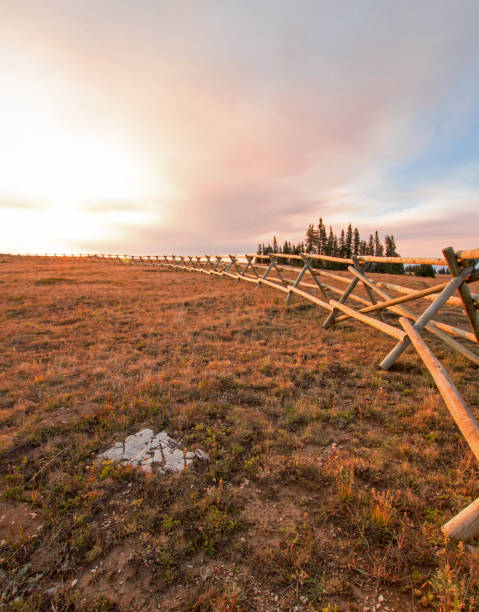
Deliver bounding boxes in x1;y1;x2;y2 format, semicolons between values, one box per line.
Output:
1;257;478;611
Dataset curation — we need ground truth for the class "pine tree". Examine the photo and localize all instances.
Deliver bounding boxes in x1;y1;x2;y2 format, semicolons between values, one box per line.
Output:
305;225;315;253
326;227;334;256
367;234;374;256
353;228;360;255
339;229;346;257
318;218;327;255
262;219;401;273
345;223;353;258
385;234;399;257
311;227;319;253
374;231;383;257
382;234;404;274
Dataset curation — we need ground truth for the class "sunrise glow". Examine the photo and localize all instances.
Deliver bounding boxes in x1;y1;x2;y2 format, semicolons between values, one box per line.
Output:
1;2;478;255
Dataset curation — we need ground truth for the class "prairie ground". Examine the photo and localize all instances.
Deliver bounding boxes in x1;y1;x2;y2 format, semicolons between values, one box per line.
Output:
0;256;478;611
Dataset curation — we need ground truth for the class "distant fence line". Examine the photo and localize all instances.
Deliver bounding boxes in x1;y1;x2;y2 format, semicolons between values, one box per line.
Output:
10;247;479;541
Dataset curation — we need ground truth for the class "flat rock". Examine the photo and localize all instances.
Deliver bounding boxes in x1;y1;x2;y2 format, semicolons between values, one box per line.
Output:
195;449;210;461
98;429;209;474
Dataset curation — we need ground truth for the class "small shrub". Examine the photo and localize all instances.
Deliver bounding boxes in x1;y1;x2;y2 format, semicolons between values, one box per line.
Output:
337;467;355;503
370;488;395;528
413;264;435;278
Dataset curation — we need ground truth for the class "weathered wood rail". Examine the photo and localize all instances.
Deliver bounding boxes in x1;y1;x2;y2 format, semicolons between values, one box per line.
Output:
13;247;479;540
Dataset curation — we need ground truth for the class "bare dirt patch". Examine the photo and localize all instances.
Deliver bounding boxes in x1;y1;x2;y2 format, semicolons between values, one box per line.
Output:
0;500;43;545
74;539;156;610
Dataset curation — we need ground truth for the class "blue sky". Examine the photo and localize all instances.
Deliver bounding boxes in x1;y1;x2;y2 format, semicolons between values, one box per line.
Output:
1;0;478;256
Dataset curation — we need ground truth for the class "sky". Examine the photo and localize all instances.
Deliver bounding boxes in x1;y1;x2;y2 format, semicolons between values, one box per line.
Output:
1;0;479;257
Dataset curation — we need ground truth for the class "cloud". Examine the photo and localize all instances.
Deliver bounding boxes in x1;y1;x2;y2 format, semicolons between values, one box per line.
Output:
81;198;167;214
2;1;479;255
0;197;43;210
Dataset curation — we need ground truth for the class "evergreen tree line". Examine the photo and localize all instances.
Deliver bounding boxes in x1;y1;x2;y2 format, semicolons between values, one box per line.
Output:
405;264;440;278
257;218;405;273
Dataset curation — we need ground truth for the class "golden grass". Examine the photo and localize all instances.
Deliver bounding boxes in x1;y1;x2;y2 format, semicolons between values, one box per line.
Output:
0;256;478;611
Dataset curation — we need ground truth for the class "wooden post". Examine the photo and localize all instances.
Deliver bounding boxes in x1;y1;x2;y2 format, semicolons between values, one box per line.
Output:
443;247;479;343
287;286;332;310
323;261;370;329
330;300;407;341
380;268;472;370
241;254;260;279
467;271;479;285
334;281;451;321
257;258;275;288
374;279;474;309
330;281;479;366
352;255;387;323
349;267;478;346
358;255;446;266
228;255;243;280
399;318;479;462
456;248;479;261
214;256;225;273
298;279;370;306
269;257;289;287
285;257;311;304
257;277;291;293
221;257;235;277
300;254;330;300
442;498;479;541
399;317;479;541
204;255;213;272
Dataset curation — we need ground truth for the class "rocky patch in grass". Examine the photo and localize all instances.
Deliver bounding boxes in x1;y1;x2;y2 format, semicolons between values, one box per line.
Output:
98;428;210;473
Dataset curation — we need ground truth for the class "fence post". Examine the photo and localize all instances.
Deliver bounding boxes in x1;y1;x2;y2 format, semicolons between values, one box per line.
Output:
443;247;479;343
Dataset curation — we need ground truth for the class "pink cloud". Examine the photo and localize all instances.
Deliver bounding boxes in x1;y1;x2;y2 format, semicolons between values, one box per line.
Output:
2;1;479;256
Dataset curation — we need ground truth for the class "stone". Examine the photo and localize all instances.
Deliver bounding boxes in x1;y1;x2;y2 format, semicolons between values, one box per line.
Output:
103;446;123;461
195;449;210;461
98;429;208;474
163;448;186;473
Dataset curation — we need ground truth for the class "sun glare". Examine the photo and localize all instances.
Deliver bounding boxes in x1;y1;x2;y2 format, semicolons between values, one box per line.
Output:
0;74;169;253
0;76;147;202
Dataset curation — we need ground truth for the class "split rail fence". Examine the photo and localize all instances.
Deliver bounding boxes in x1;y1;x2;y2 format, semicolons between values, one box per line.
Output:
14;247;479;541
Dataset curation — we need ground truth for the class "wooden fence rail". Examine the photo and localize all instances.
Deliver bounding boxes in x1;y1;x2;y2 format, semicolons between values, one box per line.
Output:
10;247;479;541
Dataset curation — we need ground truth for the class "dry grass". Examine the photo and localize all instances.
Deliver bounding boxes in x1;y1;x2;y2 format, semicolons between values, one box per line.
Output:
0;256;478;611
